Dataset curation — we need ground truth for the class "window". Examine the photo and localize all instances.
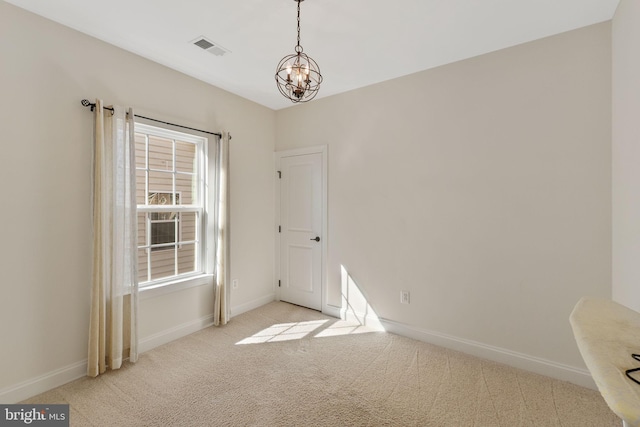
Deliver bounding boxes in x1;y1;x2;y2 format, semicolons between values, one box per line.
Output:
135;123;208;286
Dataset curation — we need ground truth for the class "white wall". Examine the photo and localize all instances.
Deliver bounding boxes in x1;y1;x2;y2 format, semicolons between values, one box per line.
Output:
612;0;640;312
276;23;612;379
0;1;275;399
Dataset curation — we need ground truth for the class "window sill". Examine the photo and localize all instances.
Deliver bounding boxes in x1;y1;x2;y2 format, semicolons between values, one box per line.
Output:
139;274;214;300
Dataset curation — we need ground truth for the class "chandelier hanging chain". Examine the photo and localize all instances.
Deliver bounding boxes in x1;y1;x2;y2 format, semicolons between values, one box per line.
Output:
296;0;302;53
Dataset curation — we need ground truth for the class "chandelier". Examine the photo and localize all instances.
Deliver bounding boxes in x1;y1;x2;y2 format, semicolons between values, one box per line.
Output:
275;0;323;103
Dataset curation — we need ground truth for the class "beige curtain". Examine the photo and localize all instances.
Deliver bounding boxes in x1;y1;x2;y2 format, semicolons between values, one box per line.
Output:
213;132;230;326
88;99;138;377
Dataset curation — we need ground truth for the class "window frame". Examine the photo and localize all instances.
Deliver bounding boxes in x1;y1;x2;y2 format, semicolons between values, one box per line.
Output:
134;122;211;290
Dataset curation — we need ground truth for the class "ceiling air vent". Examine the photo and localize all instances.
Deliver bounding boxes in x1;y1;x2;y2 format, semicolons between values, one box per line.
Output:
191;36;230;57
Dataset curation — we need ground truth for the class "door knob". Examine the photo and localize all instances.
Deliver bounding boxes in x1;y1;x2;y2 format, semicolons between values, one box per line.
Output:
310;236;320;242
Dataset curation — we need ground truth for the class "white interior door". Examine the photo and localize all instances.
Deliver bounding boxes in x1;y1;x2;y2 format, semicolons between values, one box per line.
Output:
278;152;323;311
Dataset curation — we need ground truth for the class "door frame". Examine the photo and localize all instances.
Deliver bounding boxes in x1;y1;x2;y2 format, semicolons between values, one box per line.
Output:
274;145;328;314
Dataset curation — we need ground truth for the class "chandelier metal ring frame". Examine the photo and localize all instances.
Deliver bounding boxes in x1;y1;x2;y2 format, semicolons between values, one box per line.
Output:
275;0;323;103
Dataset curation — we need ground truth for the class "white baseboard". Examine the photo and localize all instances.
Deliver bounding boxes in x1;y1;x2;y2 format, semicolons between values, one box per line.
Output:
139;314;215;354
230;293;276;318
1;314;216;404
0;360;87;404
322;304;341;318
379;317;596;390
2;301;593;407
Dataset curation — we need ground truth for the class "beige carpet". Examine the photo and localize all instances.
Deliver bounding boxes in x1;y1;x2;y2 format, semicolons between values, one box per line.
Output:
24;301;619;426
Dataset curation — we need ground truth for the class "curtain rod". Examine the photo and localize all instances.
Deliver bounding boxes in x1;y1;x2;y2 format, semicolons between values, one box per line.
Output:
80;99;222;138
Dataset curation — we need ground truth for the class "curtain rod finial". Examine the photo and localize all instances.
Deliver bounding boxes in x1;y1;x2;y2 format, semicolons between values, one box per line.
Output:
81;99;96;111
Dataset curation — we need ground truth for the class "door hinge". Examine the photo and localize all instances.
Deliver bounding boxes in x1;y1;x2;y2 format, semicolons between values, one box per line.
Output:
277;171;281;179
278;225;281;233
278;280;281;287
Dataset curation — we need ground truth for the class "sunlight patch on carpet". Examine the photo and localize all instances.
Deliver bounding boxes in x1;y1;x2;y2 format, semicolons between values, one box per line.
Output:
236;265;385;345
236;320;329;345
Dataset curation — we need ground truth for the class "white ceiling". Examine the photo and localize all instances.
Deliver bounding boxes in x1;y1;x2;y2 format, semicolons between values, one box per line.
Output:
6;0;620;110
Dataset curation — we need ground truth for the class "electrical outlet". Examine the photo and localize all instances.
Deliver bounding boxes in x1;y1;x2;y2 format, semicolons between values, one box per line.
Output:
232;279;239;289
400;290;410;304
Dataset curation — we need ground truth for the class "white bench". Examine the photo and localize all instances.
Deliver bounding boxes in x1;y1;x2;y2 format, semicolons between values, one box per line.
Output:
570;297;640;427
